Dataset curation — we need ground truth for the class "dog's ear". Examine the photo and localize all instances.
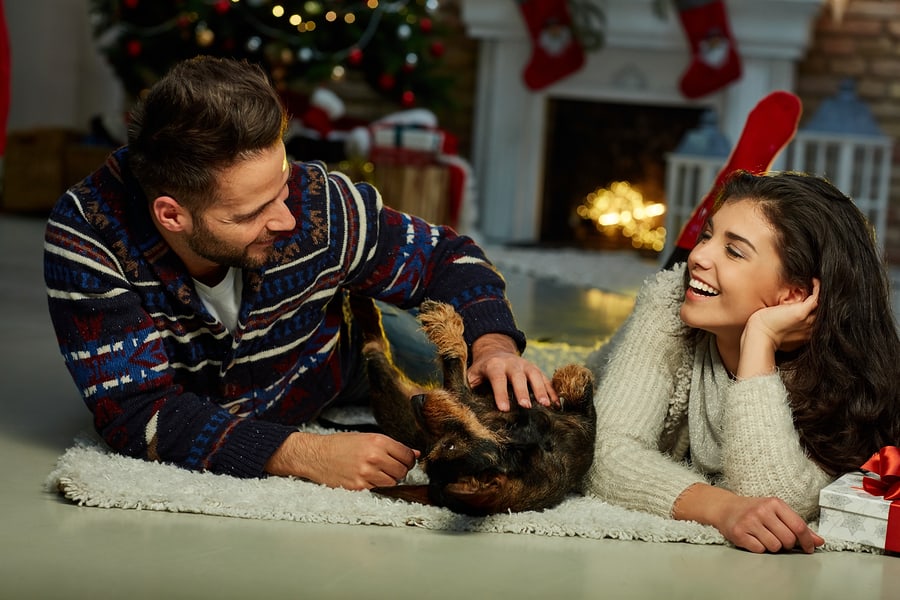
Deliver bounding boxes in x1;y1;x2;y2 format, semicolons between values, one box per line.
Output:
370;484;434;506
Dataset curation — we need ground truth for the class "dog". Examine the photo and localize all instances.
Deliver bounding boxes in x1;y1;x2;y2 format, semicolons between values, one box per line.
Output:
351;296;597;516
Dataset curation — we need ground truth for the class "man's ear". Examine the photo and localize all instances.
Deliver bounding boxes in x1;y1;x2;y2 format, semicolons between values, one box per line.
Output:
151;196;191;233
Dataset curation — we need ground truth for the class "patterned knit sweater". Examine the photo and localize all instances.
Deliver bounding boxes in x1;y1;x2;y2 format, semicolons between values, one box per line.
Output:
44;148;525;479
584;267;832;521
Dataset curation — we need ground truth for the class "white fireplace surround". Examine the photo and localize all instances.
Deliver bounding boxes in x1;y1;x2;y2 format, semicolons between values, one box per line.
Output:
460;0;825;244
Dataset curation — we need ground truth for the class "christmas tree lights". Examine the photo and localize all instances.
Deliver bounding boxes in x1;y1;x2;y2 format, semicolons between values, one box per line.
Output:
90;0;452;107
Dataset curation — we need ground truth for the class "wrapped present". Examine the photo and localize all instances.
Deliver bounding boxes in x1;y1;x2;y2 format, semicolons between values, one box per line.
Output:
370;123;449;166
372;162;450;225
818;447;900;551
2;128;115;213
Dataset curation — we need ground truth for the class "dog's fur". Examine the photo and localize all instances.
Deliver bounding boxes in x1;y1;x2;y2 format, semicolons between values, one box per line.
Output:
352;296;596;516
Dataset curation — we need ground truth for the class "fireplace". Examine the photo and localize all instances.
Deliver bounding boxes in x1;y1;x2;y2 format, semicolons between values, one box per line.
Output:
460;0;824;245
541;98;704;252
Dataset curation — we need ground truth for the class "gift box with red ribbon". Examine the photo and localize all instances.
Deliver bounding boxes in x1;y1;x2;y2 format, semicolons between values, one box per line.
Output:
369;123;453;166
817;447;900;552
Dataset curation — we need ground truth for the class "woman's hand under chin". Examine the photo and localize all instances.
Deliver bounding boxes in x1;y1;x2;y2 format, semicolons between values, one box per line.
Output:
736;279;819;379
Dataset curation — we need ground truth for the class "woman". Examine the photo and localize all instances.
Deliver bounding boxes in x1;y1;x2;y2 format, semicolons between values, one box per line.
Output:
585;170;900;553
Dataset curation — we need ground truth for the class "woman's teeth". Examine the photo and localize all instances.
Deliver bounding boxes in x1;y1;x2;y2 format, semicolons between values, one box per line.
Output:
689;278;720;296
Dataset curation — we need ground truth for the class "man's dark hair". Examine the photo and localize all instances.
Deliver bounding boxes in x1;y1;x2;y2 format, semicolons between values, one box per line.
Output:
127;56;289;211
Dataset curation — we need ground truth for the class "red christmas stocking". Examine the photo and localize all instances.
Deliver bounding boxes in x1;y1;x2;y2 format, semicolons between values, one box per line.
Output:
662;91;802;269
515;0;585;91
676;0;742;99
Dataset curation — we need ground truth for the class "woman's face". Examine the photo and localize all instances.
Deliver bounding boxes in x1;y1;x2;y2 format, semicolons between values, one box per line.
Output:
680;199;795;340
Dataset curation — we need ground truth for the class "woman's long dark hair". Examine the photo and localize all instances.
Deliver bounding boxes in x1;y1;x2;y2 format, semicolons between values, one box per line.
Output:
714;171;900;475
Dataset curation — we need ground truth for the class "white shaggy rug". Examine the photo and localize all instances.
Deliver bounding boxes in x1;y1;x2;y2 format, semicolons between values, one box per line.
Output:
45;342;873;553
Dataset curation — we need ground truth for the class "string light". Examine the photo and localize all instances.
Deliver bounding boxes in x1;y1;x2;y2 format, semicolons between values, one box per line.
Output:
90;0;449;107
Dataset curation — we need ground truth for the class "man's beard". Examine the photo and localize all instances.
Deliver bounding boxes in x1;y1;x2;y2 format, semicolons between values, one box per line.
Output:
187;215;271;270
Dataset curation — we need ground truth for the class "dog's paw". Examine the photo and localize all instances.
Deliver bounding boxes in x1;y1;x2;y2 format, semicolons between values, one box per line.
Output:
552;364;594;408
418;301;466;361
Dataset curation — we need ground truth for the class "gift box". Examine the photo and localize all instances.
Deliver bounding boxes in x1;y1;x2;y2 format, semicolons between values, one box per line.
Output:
372;162;450;225
818;470;900;551
2;128;115;213
369;123;448;166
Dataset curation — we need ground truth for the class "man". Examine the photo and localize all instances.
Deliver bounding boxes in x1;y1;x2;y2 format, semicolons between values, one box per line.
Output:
44;56;556;490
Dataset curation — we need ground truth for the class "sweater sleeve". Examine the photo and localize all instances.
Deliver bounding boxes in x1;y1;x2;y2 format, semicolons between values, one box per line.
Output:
329;167;525;351
586;267;709;517
44;191;295;478
720;374;833;519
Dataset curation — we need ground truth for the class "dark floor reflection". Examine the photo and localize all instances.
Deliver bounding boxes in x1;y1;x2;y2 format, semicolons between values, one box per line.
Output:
503;271;634;347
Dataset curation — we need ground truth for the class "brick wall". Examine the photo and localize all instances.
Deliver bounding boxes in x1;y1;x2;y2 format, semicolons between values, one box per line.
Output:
795;0;900;264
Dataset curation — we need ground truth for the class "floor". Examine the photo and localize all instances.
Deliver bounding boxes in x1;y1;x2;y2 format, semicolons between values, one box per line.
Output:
2;212;899;599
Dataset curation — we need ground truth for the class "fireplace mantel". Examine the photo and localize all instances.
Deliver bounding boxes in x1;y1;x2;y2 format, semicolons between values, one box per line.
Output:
460;0;824;244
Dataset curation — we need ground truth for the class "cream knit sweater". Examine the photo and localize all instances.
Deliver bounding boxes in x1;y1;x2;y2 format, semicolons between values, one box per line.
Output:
584;266;832;521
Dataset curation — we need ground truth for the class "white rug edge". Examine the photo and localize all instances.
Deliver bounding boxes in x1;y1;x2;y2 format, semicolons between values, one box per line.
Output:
44;432;877;554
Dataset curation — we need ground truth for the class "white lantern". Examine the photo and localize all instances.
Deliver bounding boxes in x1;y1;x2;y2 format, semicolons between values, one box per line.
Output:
662;110;730;265
784;80;892;251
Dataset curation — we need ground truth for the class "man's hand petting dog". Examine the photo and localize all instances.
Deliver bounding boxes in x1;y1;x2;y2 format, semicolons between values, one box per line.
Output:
468;333;558;411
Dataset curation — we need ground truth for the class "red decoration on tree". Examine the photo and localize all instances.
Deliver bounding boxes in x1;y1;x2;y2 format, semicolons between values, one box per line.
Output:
514;0;585;91
127;39;142;57
401;90;415;107
675;0;742;99
379;73;396;90
348;47;363;66
213;0;230;15
429;41;445;58
420;18;433;34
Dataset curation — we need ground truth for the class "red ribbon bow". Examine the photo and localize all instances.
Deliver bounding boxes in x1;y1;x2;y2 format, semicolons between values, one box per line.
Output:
861;446;900;501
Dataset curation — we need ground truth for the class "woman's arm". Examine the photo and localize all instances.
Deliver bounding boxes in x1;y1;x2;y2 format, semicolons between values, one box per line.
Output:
672;482;824;553
586;268;709;516
721;375;833;517
722;279;830;518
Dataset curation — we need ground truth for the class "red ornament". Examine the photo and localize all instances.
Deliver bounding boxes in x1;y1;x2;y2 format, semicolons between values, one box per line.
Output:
429;41;445;58
379;73;396;90
214;0;230;14
401;90;415;107
124;0;139;8
348;48;363;66
126;39;142;57
420;18;433;34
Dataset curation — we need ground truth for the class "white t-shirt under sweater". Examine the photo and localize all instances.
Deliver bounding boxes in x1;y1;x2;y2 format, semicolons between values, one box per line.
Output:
584;265;832;521
194;267;242;333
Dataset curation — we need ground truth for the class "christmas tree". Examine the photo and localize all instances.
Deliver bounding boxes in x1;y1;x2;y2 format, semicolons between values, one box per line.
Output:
90;0;452;108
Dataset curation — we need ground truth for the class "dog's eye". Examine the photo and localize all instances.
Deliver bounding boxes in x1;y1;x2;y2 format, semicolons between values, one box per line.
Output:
443;441;456;452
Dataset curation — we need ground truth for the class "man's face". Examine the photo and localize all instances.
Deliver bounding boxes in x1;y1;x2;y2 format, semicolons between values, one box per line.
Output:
185;142;295;272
